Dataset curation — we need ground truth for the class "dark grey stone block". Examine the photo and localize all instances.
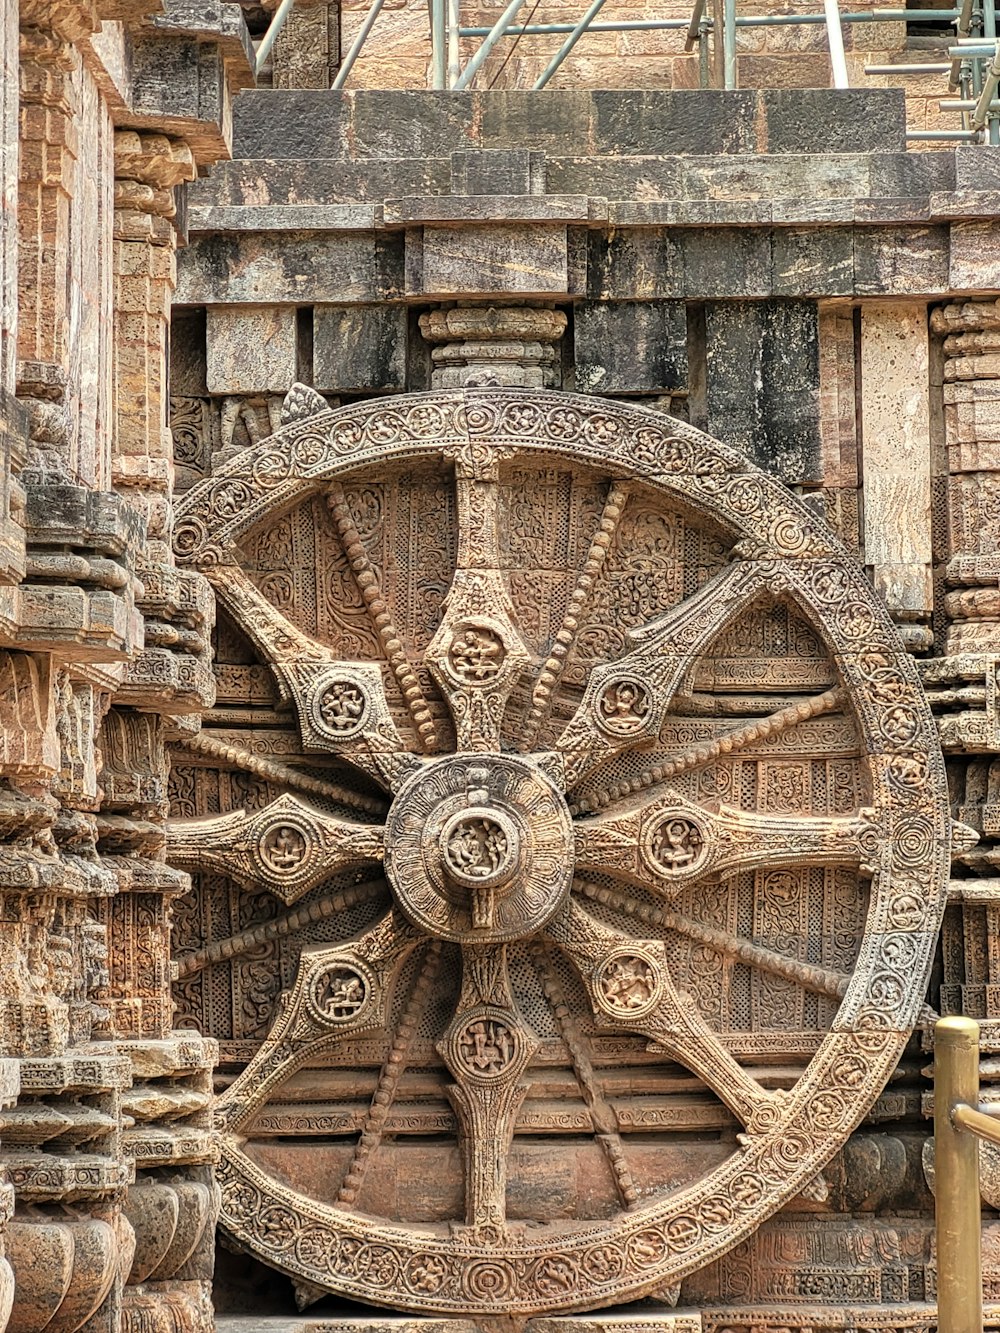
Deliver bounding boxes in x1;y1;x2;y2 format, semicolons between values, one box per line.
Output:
761;89;906;154
586;230;683;301
854;197;931;225
955;146;1000;191
377;234;406;301
131;35;225;129
592;90;758;156
680;152;869;201
231;90;350;159
314;305;407;392
451;149;544;195
870;151;955;198
351;91;478;158
772;228;853;297
705;300;821;485
574;301;687;395
170;308;208;395
546;155;684;200
480;91;597;155
190;158;451;207
175;233;379;304
416;224;568;298
853;225;949;295
383;195;587;224
679;228;772;299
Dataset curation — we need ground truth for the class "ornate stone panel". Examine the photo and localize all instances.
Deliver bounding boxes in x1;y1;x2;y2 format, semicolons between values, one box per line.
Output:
168;388;951;1318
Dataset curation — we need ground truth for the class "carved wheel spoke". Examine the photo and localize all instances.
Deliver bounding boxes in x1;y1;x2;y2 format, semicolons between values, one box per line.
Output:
546;899;782;1134
206;563;412;789
438;943;539;1235
218;908;423;1134
166;793;384;905
555;559;778;788
425;443;532;752
574;789;879;896
571;685;847;815
173;390;950;1317
576;877;855;1009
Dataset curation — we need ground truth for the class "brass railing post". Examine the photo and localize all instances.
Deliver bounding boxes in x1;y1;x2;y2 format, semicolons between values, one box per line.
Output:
935;1015;984;1333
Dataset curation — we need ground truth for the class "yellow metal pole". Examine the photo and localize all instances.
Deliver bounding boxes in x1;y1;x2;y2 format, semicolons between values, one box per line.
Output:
935;1015;984;1333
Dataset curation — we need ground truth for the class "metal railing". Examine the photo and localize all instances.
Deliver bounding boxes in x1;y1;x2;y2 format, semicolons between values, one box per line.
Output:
935;1016;1000;1333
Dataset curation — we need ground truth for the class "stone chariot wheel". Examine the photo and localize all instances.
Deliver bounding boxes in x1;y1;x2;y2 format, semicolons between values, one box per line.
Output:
169;388;952;1318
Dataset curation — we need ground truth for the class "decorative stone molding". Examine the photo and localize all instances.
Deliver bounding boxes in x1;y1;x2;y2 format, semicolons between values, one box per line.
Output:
419;307;568;389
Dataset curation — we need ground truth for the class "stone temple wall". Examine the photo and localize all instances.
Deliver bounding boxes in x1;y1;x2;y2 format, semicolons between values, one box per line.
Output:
0;6;250;1333
170;82;1000;1330
258;0;958;141
2;7;1000;1333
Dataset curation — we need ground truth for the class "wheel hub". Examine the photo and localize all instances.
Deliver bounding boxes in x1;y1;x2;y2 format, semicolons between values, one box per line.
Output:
384;753;574;944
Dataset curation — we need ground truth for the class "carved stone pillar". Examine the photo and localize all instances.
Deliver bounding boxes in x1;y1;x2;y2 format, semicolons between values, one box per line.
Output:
15;23;79;473
272;0;339;88
103;128;219;1333
419;305;568;389
0;0;19;403
935;298;1000;654
3;8;144;1326
859;303;934;652
0;1059;17;1333
0;638;136;1333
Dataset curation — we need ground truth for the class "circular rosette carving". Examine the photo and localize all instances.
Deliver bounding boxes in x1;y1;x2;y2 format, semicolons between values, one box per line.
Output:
445;622;508;685
642;811;708;881
440;809;518;890
595;676;654;737
442;1007;530;1083
593;948;664;1020
177;389;950;1319
250;811;322;893
312;677;370;740
305;959;374;1028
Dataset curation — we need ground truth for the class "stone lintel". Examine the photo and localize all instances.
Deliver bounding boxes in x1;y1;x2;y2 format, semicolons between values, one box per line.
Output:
413;224;569;300
189;204;378;233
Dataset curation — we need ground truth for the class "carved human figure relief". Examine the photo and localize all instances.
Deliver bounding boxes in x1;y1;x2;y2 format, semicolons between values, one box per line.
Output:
168;389;952;1318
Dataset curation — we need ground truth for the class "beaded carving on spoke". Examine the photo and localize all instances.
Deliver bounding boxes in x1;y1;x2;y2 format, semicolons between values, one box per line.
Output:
168;390;952;1317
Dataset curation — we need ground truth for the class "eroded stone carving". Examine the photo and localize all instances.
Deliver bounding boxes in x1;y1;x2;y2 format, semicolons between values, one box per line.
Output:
167;388;951;1317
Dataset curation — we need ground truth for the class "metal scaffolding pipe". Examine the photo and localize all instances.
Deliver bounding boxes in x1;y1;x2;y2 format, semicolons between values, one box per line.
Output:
824;0;850;85
332;0;388;88
460;18;687;33
454;0;530;87
743;7;959;18
906;127;979;137
447;0;461;86
723;0;737;87
460;8;960;35
865;61;951;71
970;41;1000;126
684;0;707;50
255;0;295;74
940;93;1000;107
534;0;612;86
432;0;447;87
